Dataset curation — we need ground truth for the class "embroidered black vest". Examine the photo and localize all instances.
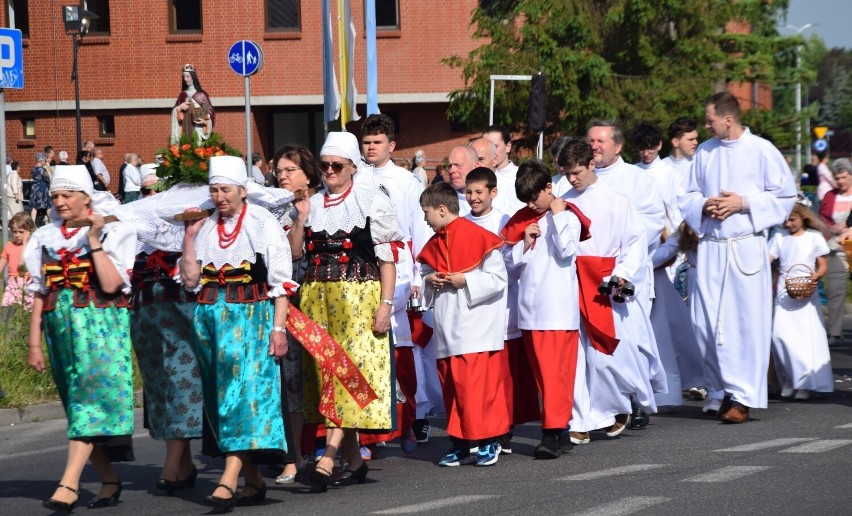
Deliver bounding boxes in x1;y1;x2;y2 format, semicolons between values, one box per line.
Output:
303;218;379;282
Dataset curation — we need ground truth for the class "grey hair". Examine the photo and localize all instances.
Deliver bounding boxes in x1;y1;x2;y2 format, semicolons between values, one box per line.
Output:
59;150;69;160
832;158;852;176
450;145;478;166
588;119;623;146
35;152;47;162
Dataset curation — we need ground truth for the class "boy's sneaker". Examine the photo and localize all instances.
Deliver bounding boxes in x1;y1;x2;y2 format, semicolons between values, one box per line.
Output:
474;441;501;467
569;431;590;444
498;432;513;455
438;447;470;467
534;432;561;460
360;446;373;461
400;429;417;454
413;418;431;443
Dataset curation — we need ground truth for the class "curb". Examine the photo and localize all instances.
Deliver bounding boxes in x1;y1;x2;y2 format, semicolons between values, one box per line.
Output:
0;390;144;427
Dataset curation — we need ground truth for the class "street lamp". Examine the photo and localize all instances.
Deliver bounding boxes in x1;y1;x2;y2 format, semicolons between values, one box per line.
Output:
62;4;99;154
786;23;814;175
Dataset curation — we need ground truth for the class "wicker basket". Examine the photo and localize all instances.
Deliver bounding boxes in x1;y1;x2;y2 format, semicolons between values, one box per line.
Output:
784;263;817;299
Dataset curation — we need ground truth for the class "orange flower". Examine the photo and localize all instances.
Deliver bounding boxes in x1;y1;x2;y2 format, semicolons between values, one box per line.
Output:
183;160;194;168
162;159;170;166
199;162;208;171
204;147;214;157
170;145;179;157
215;150;226;156
181;143;191;151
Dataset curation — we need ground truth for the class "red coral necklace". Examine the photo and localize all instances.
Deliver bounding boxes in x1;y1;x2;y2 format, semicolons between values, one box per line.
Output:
60;223;82;240
217;203;248;249
323;180;354;208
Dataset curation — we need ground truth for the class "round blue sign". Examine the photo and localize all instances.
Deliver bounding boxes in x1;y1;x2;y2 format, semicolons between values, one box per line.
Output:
228;40;264;77
813;139;828;153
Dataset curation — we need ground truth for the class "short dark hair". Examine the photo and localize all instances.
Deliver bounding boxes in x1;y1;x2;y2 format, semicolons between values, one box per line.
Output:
420;182;459;214
43;145;53;153
10;160;19;171
631;122;663;150
557;140;594;170
465;167;497;190
588;119;623;146
515;160;552;203
483;124;510;145
667;117;698;141
705;92;741;123
549;135;575;162
361;113;395;141
271;144;323;190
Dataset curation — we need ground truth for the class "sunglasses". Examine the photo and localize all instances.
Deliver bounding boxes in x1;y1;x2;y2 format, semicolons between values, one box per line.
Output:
318;161;352;173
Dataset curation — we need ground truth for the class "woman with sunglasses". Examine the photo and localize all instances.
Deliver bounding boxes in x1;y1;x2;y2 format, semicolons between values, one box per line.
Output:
300;132;403;491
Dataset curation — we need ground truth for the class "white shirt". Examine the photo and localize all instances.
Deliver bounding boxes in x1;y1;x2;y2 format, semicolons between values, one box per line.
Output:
92;157;111;185
123;164;142;193
494;161;524;216
637;156;683;230
596;157;665;248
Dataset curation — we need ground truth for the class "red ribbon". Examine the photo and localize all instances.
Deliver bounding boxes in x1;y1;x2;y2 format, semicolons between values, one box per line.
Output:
144;250;178;278
57;248;81;287
389;241;405;262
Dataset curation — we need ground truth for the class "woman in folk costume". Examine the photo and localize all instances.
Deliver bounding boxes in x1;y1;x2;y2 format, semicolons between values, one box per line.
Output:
170;64;214;144
24;165;137;512
179;155;295;510
300;132;403;491
127;168;203;496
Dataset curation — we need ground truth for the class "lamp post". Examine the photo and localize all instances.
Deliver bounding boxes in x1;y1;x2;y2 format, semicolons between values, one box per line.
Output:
62;4;99;154
786;23;814;175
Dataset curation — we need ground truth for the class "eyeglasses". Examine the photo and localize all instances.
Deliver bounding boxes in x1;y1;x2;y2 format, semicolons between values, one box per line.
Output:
318;161;352;173
275;166;302;176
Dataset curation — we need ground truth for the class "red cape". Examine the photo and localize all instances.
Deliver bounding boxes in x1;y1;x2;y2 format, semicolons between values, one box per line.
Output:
500;202;592;245
417;217;504;273
575;256;620;355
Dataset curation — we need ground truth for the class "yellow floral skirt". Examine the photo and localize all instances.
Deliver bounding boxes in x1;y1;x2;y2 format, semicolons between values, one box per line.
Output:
301;280;393;430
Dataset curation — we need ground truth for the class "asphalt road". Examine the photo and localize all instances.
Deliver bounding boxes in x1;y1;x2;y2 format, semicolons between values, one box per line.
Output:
1;345;851;516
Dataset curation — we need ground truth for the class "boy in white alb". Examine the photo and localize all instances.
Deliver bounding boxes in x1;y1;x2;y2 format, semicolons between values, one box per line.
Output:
464;167;540;455
501;160;589;459
418;182;510;467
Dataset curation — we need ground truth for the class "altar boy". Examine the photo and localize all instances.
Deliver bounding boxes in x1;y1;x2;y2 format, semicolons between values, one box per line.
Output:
417;182;510;467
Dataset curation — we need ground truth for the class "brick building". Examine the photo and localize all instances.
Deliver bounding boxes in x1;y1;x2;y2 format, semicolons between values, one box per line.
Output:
3;1;482;184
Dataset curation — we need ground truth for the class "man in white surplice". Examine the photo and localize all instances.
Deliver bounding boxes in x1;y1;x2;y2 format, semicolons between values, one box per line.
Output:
679;92;796;423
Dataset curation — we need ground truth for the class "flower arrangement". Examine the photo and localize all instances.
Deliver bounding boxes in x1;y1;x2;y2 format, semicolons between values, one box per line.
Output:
156;132;241;187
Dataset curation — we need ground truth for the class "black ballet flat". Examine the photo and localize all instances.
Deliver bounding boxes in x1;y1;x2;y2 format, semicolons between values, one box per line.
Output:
43;484;79;513
204;484;236;512
156;466;198;495
308;465;334;493
86;481;122;509
235;482;267;507
332;462;368;487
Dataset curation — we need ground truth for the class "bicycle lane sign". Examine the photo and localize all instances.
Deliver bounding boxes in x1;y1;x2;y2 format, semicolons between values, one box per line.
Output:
228;40;263;77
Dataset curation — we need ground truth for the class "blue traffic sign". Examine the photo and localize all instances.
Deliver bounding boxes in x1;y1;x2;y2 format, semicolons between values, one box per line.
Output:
228;40;264;77
0;28;24;89
813;139;828;153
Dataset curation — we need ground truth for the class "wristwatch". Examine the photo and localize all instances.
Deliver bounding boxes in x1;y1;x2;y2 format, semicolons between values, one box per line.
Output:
271;326;287;333
381;299;394;306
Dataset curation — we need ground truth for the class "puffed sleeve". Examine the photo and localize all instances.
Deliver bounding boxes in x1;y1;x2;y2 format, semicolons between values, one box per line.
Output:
261;210;298;298
370;192;405;263
23;228;47;294
101;222;139;294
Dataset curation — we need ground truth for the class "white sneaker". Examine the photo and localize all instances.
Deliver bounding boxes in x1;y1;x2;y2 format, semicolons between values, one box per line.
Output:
688;387;707;400
702;398;722;413
780;387;795;398
794;390;810;400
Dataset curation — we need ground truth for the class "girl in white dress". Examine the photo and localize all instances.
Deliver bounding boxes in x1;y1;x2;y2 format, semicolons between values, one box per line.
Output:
769;203;832;400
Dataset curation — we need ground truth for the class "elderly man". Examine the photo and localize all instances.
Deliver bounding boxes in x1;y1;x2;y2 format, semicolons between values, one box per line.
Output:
818;158;852;347
679;92;796;424
91;147;111;186
447;145;478;217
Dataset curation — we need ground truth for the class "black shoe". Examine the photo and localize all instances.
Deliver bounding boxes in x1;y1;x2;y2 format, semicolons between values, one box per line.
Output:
332;462;368;487
43;484;79;513
86;481;122;509
534;432;561;460
497;432;513;455
559;430;574;453
236;482;267;507
413;418;431;443
629;402;649;430
309;465;334;493
156;466;198;495
204;484;237;511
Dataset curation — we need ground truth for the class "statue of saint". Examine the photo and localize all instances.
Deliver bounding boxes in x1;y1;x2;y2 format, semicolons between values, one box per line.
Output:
170;64;215;144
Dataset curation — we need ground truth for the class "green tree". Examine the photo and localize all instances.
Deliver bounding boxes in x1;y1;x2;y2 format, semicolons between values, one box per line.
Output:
445;0;795;156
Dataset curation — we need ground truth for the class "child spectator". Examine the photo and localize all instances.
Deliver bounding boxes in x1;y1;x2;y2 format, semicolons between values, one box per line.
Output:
770;201;832;400
1;212;35;309
417;182;510;467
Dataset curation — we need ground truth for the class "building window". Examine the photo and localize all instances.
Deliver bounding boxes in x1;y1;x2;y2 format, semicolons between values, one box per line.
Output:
267;0;299;31
374;0;398;30
22;118;35;139
7;0;30;37
83;0;111;34
170;0;202;33
98;115;115;138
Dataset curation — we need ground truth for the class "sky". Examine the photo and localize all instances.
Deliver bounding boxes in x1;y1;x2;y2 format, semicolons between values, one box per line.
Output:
783;0;850;49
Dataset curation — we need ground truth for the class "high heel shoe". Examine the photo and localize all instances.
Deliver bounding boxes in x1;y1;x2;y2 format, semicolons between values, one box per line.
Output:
86;481;122;509
43;484;79;513
235;482;267;507
156;466;198;495
331;462;368;487
204;484;236;512
308;465;334;493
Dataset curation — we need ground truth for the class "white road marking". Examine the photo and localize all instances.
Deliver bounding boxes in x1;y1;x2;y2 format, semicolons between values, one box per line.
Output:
559;464;668;481
834;422;852;429
570;496;670;516
372;495;499;514
684;466;770;482
0;431;150;461
780;439;852;453
715;438;816;452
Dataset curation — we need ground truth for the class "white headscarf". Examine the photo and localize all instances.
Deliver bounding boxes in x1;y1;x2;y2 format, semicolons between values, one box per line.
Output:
49;165;94;197
140;163;160;188
208;155;248;186
320;131;361;165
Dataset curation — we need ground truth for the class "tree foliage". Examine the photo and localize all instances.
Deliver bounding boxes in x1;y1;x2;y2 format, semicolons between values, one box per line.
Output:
444;0;799;155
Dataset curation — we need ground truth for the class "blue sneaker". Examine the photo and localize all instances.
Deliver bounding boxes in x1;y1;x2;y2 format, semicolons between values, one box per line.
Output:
400;429;417;454
438;447;470;467
360;446;373;461
474;441;501;467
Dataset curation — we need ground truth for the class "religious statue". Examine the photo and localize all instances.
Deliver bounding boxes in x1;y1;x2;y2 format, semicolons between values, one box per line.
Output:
170;64;215;144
